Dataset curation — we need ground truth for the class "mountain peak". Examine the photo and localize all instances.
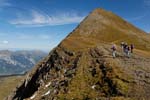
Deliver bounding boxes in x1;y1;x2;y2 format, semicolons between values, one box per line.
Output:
6;8;150;100
91;8;113;15
60;8;150;51
92;8;106;13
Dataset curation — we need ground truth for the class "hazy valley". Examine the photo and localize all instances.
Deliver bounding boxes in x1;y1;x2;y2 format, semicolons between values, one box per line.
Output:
0;50;47;75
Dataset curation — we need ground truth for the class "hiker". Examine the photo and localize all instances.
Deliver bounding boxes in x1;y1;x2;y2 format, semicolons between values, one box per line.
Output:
111;44;117;58
121;42;124;49
130;44;134;53
123;43;128;53
127;46;130;58
121;42;125;53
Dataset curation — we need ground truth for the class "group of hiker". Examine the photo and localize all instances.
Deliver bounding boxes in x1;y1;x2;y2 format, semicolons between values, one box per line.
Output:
111;42;134;58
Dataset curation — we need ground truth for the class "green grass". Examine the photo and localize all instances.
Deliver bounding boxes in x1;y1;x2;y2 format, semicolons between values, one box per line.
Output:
60;8;150;53
0;76;23;100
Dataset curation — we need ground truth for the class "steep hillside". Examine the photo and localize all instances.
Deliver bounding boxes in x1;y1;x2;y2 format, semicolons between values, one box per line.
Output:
61;9;150;51
6;8;150;100
0;76;23;100
0;50;47;75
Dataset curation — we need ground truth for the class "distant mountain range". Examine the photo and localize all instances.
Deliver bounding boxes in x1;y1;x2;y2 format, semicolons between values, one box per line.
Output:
0;50;47;75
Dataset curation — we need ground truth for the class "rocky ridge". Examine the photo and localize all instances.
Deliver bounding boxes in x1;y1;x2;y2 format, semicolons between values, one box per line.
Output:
6;8;150;100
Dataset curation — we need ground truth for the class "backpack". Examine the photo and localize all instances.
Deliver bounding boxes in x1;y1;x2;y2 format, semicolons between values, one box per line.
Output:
111;46;116;51
131;44;134;49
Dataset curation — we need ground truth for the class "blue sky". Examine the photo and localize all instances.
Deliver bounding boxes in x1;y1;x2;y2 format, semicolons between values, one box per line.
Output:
0;0;150;51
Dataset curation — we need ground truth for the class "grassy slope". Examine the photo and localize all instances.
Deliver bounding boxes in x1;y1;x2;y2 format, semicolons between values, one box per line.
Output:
56;9;150;99
0;76;23;100
58;52;97;99
56;46;150;100
60;8;150;52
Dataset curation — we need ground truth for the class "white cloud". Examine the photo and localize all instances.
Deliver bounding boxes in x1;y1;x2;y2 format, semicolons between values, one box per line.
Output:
9;10;85;27
17;34;52;40
144;0;150;6
2;40;9;44
127;14;147;22
0;0;11;7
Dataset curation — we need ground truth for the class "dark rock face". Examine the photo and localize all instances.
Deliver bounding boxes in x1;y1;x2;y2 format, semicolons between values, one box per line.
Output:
6;8;150;100
6;47;81;100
